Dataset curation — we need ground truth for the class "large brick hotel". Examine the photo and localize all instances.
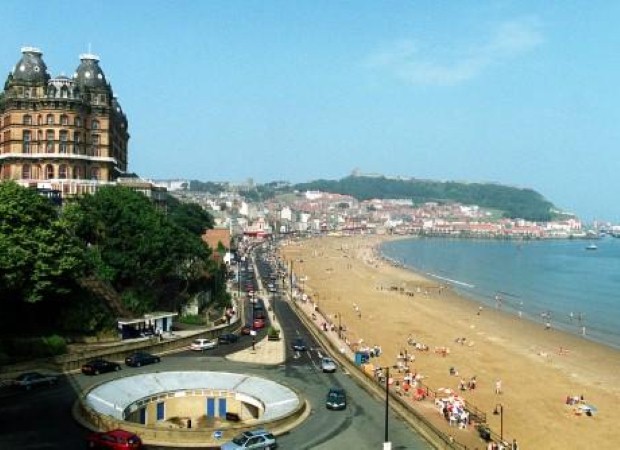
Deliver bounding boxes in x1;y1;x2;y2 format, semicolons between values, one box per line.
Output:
0;47;129;196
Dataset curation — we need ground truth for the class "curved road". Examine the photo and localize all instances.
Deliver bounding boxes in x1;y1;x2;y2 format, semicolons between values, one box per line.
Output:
0;255;430;449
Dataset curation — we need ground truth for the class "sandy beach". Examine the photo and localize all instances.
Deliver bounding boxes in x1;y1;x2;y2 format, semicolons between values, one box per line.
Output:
279;234;620;449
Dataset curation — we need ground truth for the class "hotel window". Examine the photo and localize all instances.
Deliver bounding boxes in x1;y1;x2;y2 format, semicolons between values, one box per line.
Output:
60;86;69;98
60;115;68;126
23;115;32;126
92;119;100;130
75;117;82;127
37;115;43;126
46;114;54;125
73;166;82;179
46;130;55;153
58;164;68;179
90;167;100;180
22;164;31;179
92;134;100;156
59;130;68;153
45;164;54;179
23;130;31;153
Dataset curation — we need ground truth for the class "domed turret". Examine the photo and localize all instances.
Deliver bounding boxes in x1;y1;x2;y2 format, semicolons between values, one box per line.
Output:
74;53;108;90
11;47;50;83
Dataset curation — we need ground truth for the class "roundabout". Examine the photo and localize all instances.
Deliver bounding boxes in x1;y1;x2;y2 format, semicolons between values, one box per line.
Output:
77;371;307;447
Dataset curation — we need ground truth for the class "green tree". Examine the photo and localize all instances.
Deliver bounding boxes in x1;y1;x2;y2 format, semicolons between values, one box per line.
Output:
166;196;214;235
0;181;86;303
64;186;213;314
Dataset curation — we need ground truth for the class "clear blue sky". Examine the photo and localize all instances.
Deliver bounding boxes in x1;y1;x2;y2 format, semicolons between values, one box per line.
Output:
3;1;619;222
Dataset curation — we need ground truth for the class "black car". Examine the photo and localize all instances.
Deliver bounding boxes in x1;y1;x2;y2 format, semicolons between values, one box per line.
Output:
125;351;160;367
13;372;59;390
81;359;122;375
291;337;307;352
218;333;239;344
326;387;347;410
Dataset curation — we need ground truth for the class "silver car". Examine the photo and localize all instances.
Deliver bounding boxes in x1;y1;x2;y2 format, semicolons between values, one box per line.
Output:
220;428;277;450
320;357;337;373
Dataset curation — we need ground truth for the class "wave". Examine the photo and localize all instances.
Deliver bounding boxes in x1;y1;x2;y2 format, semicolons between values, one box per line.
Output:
425;272;475;288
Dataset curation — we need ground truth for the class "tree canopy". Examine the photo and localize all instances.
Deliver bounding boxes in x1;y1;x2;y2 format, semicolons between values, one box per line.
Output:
0;181;86;303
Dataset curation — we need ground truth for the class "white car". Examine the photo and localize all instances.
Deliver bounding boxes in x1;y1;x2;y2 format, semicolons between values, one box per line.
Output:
189;338;217;351
321;357;337;373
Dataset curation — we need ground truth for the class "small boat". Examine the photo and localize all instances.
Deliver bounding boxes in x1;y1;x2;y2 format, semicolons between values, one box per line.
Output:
585;244;598;250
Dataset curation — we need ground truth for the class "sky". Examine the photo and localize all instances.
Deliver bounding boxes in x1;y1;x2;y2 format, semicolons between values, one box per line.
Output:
2;1;620;222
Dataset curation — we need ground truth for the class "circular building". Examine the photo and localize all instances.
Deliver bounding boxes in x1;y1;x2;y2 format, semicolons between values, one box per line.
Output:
78;371;306;447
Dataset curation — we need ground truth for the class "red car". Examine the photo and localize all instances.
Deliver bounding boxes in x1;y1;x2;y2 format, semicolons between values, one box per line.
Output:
86;429;142;449
253;318;266;329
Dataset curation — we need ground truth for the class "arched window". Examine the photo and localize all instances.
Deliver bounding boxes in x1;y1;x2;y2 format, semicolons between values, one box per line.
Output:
60;86;69;98
46;114;54;125
22;164;31;179
60;114;68;126
37;115;43;126
73;166;82;179
58;164;68;179
47;86;56;97
23;130;31;153
23;115;32;125
92;119;100;130
45;164;54;179
90;167;100;180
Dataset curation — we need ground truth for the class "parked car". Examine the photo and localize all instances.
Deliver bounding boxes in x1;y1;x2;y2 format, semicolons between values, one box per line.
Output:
291;337;307;352
218;333;239;345
326;387;347;410
320;357;337;373
253;318;266;329
125;352;160;367
241;323;253;335
82;359;122;376
13;372;59;390
86;428;142;449
220;428;277;450
254;310;266;320
189;338;218;351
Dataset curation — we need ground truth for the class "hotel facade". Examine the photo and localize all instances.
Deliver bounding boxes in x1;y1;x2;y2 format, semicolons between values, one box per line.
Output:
0;47;129;196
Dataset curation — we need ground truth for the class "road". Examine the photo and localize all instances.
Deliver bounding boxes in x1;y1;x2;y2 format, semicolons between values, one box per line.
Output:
0;251;430;449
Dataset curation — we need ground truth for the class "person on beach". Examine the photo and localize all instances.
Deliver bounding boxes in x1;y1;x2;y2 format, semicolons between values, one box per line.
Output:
477;306;483;316
495;379;502;394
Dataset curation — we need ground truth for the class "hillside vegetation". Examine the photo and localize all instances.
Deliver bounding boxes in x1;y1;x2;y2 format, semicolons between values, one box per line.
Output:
293;175;556;221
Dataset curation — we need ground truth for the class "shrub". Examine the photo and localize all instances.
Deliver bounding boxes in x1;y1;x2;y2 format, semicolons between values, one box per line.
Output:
180;314;206;326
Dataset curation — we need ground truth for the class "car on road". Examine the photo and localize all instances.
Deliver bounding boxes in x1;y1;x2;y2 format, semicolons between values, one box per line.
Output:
326;387;347;410
86;428;143;449
291;337;307;352
82;359;122;376
241;323;253;335
189;338;218;351
218;333;239;344
320;357;337;373
220;428;277;450
13;372;59;390
253;318;266;329
125;352;160;367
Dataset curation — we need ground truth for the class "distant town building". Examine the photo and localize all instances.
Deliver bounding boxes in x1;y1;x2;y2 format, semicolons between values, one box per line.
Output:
0;47;129;197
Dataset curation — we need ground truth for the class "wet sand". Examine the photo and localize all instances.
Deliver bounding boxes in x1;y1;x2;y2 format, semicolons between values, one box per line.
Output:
279;234;620;449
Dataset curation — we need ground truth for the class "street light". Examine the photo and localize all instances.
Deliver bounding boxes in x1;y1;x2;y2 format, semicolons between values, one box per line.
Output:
384;367;391;450
493;403;504;443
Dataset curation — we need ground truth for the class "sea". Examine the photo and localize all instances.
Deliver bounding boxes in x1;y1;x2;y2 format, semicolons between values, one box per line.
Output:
380;236;620;350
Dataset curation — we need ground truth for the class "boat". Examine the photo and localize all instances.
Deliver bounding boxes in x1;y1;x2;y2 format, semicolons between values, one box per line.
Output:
585;244;598;251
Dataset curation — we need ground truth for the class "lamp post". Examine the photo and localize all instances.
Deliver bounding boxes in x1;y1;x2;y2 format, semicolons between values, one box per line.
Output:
384;367;391;450
338;313;342;339
493;403;504;443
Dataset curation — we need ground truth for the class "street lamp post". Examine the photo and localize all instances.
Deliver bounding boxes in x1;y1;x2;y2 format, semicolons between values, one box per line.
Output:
338;313;342;339
384;367;391;450
493;403;504;443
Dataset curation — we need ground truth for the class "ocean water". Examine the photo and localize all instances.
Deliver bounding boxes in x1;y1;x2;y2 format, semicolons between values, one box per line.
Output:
380;237;620;350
